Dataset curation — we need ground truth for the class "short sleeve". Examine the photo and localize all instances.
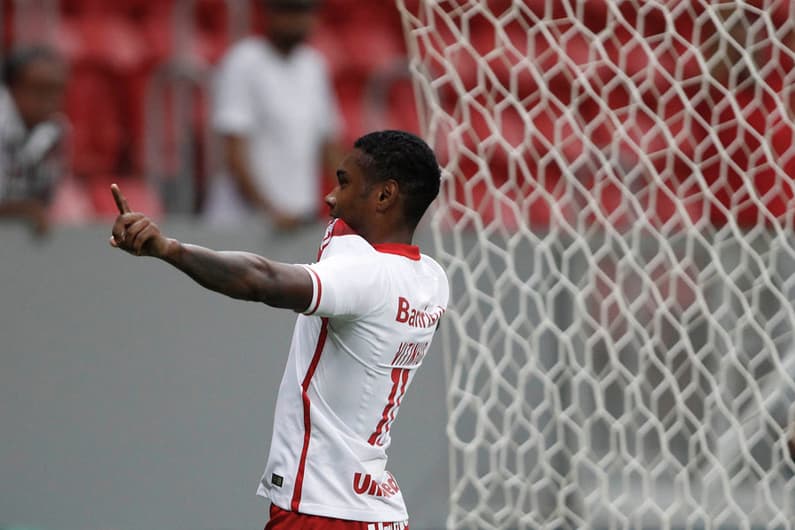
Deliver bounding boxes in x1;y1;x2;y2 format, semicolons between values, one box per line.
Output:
212;47;256;134
301;254;384;319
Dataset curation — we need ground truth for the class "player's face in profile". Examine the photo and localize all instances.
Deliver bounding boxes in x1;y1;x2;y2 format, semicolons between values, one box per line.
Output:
325;149;378;231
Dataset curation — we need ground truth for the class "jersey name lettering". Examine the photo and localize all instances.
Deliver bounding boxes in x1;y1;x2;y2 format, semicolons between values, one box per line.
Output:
391;341;430;367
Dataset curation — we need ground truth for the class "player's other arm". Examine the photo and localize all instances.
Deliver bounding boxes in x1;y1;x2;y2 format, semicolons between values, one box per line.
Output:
108;184;312;311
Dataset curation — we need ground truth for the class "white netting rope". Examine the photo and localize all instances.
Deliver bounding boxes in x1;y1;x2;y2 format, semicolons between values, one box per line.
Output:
396;1;795;528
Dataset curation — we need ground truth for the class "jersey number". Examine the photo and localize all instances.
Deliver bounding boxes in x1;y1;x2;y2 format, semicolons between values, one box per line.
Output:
368;368;410;446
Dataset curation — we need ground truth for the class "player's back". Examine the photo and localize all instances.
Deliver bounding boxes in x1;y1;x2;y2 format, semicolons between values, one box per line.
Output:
258;219;448;522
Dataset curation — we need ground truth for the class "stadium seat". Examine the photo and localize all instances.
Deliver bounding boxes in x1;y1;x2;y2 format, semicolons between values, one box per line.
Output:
88;175;163;219
65;66;127;178
61;12;150;73
193;0;233;64
335;77;366;146
311;24;346;76
382;80;421;134
443;94;578;230
697;85;795;227
338;24;403;76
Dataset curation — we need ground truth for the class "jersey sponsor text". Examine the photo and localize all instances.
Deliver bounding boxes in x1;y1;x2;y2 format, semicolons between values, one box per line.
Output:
353;471;401;498
395;297;445;328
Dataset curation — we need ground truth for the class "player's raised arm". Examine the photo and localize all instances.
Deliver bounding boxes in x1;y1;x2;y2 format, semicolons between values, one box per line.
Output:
108;184;313;311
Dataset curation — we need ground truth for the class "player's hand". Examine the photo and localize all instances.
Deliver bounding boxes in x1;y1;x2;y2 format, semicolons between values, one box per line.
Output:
108;184;170;258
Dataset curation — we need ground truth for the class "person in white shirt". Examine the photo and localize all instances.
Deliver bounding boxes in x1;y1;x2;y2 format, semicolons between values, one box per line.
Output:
109;130;448;529
0;46;67;236
205;0;342;230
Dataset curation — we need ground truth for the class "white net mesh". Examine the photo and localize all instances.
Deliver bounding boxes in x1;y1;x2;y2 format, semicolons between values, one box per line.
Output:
395;1;795;528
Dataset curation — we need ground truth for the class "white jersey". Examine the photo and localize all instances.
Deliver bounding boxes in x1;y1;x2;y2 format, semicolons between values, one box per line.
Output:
257;219;449;522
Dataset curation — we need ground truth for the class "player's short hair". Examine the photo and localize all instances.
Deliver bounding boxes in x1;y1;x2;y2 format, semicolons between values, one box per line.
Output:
2;46;62;87
354;130;441;228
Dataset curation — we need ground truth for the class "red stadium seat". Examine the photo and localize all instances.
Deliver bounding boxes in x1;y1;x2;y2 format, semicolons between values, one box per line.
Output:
60;12;150;73
338;25;403;76
88;175;163;219
311;22;351;78
335;77;366;146
65;66;126;178
442;93;578;230
695;83;795;227
193;0;233;64
382;80;421;135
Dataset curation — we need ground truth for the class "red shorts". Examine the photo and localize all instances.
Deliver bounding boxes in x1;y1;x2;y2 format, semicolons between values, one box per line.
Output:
265;504;409;530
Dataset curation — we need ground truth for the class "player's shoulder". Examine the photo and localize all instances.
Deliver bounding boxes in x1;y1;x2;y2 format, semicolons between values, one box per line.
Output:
420;252;445;273
220;37;268;68
420;253;449;302
316;218;369;259
419;251;448;280
297;43;330;70
279;44;332;85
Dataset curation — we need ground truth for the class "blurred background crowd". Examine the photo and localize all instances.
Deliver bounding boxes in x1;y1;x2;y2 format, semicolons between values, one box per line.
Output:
4;0;795;238
0;0;419;235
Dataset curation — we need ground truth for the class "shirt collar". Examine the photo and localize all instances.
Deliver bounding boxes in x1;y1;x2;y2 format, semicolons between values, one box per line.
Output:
372;242;421;261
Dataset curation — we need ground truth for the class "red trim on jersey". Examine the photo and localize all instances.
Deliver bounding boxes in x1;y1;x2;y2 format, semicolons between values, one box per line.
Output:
291;317;329;512
318;219;421;261
305;267;323;315
367;368;410;446
318;219;357;259
372;243;421;261
332;219;356;236
267;503;410;529
383;369;411;441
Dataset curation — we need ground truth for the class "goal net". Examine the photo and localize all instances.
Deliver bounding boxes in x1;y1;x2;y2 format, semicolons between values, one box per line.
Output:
395;1;795;528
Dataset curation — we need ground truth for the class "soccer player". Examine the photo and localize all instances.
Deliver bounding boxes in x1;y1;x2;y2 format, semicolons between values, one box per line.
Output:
109;130;448;529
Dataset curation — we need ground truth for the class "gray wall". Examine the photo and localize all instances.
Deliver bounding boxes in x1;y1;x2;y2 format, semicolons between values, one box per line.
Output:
0;220;448;530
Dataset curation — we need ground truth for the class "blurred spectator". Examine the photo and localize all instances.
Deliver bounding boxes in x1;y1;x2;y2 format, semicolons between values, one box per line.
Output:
0;46;68;236
204;0;343;230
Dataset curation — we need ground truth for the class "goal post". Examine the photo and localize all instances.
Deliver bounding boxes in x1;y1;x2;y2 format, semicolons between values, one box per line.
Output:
395;1;795;528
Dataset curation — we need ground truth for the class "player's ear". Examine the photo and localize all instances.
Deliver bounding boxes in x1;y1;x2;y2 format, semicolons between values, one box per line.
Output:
375;179;399;212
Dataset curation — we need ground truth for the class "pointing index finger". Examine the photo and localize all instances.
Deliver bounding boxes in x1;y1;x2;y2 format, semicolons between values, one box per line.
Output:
111;183;131;214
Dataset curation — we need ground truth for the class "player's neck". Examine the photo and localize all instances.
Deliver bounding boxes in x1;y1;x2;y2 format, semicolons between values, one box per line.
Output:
358;224;414;247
